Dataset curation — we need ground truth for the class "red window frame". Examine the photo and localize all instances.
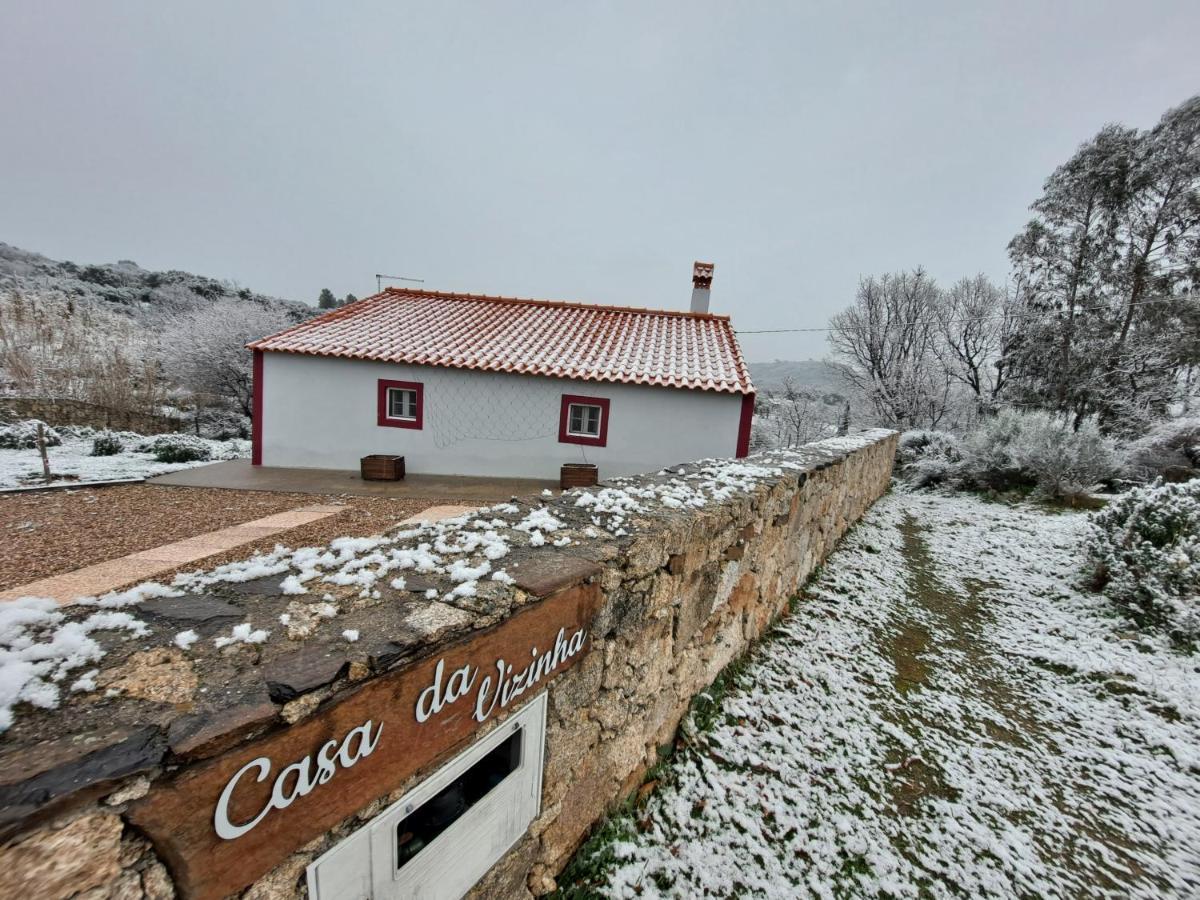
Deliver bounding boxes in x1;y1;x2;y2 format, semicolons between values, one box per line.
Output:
558;394;609;447
377;379;424;429
736;393;755;458
251;350;264;465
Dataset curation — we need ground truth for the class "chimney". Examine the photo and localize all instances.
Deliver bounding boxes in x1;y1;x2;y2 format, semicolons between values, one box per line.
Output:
690;261;714;314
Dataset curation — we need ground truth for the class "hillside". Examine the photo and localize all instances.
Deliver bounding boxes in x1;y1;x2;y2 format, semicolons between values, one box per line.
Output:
0;242;309;323
748;358;842;395
0;243;313;433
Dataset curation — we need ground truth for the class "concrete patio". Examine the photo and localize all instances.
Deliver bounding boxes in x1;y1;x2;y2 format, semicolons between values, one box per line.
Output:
148;458;558;501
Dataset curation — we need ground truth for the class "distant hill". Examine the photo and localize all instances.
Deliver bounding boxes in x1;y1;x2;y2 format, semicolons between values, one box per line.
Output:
0;242;309;324
749;359;843;395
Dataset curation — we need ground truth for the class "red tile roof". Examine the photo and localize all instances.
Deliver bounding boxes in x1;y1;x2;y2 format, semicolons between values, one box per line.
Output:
249;289;755;395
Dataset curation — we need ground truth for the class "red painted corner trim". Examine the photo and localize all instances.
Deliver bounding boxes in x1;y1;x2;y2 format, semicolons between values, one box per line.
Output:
251;350;263;466
377;379;424;429
558;394;610;447
736;392;755;458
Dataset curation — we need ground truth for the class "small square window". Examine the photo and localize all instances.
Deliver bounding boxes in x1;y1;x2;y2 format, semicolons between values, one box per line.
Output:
567;403;602;437
389;388;418;421
558;394;609;447
378;379;423;429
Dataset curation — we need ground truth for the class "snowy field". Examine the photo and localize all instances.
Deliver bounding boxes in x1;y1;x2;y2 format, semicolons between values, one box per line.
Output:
0;435;248;488
582;491;1200;898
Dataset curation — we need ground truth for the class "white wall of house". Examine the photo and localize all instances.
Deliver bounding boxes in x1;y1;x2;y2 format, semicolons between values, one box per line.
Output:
259;352;746;478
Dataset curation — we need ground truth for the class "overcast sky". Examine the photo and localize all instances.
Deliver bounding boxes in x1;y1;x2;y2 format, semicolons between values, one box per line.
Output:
2;2;1197;360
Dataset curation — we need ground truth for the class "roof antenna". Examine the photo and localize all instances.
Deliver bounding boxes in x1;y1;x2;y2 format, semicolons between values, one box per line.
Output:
376;273;425;293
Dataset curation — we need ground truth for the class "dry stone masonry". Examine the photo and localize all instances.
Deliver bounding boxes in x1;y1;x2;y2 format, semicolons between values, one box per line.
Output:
0;398;183;435
0;430;897;899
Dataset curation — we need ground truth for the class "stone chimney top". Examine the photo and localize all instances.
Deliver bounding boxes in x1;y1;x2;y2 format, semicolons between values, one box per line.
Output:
690;261;714;314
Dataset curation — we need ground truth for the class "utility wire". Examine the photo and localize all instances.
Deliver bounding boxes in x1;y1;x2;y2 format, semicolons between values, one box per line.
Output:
735;295;1192;335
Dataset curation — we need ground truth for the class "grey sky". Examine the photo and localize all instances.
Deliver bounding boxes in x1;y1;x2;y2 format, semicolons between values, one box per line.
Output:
2;2;1197;360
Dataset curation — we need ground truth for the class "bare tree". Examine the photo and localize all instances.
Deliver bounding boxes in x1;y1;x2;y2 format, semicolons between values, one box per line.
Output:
931;275;1020;412
828;269;951;429
157;302;295;419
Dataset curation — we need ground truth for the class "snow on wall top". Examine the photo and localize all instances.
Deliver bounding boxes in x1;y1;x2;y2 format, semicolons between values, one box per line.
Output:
248;289;756;395
0;429;897;739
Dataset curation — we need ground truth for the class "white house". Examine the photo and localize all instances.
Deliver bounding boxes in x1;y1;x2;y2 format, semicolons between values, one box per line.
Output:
248;263;756;479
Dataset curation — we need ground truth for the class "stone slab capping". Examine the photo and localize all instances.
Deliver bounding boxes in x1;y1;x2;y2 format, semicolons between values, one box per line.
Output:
0;430;897;900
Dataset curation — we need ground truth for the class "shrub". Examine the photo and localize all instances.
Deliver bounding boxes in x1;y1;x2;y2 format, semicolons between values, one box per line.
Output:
1010;413;1116;498
960;409;1116;497
55;424;96;440
90;432;124;456
1087;480;1200;645
0;419;62;450
135;433;186;453
142;434;213;463
1121;415;1200;483
959;409;1032;490
195;406;250;441
896;430;963;488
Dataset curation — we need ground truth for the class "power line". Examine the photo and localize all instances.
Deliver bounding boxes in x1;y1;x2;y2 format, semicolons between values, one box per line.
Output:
734;295;1193;335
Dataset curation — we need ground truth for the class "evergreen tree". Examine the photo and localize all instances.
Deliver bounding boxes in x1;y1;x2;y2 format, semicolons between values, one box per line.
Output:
317;288;337;309
1004;125;1135;419
342;293;358;307
1003;95;1200;431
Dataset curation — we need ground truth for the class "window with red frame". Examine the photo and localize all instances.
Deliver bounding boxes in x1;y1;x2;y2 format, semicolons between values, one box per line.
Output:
377;379;423;429
558;394;609;447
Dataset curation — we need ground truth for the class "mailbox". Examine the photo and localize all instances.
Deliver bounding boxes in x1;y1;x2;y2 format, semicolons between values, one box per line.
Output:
306;692;547;900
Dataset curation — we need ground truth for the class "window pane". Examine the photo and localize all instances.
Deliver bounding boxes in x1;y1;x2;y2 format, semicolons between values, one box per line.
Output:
568;403;601;436
390;388;416;419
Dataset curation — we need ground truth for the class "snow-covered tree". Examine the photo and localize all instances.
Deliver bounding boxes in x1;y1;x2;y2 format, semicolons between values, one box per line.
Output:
828;269;952;429
157;301;295;419
931;274;1019;413
1113;96;1200;347
1004;96;1200;431
1004;125;1134;418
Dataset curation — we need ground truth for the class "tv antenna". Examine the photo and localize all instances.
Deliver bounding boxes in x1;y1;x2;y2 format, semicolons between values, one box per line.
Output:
376;273;426;293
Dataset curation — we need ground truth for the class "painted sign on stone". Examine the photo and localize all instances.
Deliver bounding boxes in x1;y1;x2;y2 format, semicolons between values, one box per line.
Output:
128;582;600;900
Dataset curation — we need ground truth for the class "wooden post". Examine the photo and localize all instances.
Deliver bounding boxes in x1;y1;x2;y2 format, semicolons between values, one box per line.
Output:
37;423;52;482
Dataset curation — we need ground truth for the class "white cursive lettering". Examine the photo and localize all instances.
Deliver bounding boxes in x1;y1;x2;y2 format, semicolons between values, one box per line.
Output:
416;659;478;722
459;628;588;724
214;758;273;840
214;720;383;840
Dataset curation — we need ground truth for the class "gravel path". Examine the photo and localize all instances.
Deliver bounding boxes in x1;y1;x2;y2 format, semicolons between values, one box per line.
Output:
569;491;1200;899
0;485;455;592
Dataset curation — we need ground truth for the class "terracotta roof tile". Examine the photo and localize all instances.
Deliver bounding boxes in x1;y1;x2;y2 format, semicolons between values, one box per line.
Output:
249;289;755;395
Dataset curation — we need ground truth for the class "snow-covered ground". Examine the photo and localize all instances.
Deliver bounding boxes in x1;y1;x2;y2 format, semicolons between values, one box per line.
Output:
0;435;248;488
586;491;1200;898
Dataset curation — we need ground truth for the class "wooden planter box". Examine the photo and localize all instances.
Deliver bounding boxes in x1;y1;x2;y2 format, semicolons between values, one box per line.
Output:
560;463;598;489
361;454;405;481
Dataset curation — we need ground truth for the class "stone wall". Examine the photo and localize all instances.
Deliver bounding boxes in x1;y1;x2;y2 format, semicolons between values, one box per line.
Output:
0;430;896;900
0;397;183;435
474;430;897;897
